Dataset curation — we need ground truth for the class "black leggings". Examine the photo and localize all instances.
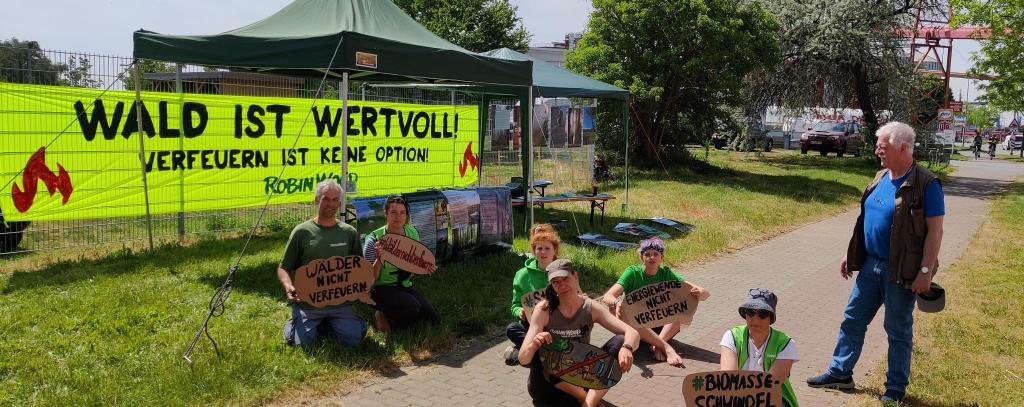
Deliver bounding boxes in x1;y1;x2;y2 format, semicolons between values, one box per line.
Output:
527;335;624;407
506;319;530;347
370;285;441;331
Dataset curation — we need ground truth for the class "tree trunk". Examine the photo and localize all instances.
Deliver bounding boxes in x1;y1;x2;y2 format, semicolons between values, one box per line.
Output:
852;63;880;145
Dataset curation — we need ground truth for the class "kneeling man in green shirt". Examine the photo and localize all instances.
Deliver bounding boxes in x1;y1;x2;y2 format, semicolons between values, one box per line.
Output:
277;179;368;346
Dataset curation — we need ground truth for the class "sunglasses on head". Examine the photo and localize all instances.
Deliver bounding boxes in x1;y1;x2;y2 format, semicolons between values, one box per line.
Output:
742;308;772;319
749;288;772;297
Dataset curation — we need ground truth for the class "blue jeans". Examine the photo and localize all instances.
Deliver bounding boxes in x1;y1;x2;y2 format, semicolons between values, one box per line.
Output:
827;255;916;394
283;304;367;347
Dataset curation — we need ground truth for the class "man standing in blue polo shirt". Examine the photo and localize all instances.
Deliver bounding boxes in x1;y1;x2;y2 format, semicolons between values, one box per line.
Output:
808;121;945;404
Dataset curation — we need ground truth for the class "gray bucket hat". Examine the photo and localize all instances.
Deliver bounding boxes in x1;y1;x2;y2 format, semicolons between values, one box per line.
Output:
738;288;777;324
916;282;945;313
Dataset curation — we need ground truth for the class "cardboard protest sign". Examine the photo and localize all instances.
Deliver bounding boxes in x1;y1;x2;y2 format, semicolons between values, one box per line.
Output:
682;370;783;407
293;255;375;308
647;217;696;234
378;233;438;274
540;338;622;390
620;280;699;329
520;288;546;320
613;222;671;239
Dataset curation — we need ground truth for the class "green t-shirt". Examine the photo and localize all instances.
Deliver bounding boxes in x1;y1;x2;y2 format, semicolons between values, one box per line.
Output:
364;224;421;288
616;264;684;295
280;219;361;309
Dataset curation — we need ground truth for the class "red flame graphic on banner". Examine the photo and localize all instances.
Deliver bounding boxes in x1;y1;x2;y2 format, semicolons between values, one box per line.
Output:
458;142;479;178
11;147;73;213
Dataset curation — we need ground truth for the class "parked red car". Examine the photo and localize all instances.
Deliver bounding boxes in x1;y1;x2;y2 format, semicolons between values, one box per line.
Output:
799;120;866;157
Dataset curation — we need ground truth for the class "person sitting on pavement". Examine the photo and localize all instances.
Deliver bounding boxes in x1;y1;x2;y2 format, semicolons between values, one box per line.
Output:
720;288;800;407
362;195;441;332
519;259;640;407
277;179;369;347
504;224;560;365
600;237;708;366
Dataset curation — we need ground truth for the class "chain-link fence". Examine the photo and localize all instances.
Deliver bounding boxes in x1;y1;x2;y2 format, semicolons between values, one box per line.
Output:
1;46;603;257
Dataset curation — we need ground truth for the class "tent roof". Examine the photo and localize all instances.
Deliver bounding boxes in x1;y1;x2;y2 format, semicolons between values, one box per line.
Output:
479;48;627;100
133;0;531;87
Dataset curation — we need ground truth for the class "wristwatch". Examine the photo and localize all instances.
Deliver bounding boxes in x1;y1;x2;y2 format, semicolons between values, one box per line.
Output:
622;344;634;353
919;266;930;275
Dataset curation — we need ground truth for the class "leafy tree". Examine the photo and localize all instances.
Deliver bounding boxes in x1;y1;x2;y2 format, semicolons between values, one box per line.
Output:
914;74;952;126
0;38;65;85
122;59;176;91
566;0;780;165
966;102;1000;130
952;0;1024;112
62;56;102;88
744;0;947;145
393;0;530;52
1;38;106;88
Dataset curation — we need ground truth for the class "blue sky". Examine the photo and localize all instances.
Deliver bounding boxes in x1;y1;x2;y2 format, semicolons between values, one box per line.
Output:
0;0;983;103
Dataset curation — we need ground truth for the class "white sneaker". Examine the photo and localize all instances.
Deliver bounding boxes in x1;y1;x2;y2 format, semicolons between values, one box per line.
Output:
502;345;520;366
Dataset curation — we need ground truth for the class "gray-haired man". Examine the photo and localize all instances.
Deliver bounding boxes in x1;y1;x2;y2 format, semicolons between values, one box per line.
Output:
276;179;366;346
808;122;945;404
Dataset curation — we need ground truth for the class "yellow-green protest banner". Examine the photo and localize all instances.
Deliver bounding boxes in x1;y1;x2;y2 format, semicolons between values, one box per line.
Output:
0;83;479;221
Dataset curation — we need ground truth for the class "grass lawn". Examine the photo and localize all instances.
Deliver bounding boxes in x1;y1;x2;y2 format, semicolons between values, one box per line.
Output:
847;179;1024;407
0;149;938;406
1000;154;1024;163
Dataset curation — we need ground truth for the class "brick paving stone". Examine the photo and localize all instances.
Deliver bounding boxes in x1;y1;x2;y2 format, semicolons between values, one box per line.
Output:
332;160;1023;407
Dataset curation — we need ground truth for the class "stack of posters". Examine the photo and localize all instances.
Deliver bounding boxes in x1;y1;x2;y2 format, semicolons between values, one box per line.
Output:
578;233;639;250
582;106;597;145
477;187;514;249
647;217;696;234
403;190;451;262
348;187;514;263
442;189;481;258
549;106;568;148
613;223;671;239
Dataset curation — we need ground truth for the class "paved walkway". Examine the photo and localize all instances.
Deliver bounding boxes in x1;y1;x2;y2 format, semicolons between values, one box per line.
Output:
335;159;1022;407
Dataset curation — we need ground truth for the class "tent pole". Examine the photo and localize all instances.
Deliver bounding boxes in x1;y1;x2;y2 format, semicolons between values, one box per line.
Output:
520;88;533;233
133;60;155;251
623;100;630;214
175;63;186;240
527;87;534;231
341;72;350;212
474;91;484;188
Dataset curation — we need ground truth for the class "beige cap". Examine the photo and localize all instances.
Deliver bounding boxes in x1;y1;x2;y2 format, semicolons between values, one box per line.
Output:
545;258;574;281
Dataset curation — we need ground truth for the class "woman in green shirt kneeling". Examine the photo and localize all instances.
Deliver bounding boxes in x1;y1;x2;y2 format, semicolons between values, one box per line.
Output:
362;195;441;332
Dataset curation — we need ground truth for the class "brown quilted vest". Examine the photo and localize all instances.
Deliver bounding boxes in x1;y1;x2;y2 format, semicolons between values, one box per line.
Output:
846;163;939;284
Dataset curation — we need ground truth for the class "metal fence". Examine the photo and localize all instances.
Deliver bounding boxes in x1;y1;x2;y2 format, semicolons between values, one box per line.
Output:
0;46;599;256
479;99;596;194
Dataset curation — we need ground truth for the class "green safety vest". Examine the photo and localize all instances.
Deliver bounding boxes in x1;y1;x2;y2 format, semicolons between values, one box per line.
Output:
731;325;799;407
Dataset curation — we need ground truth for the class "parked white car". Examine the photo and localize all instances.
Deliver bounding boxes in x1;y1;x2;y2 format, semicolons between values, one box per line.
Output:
1003;134;1023;151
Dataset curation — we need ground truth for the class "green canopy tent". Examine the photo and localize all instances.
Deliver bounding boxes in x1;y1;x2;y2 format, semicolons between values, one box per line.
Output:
131;0;536;227
133;0;531;86
477;47;631;217
479;48;627;100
